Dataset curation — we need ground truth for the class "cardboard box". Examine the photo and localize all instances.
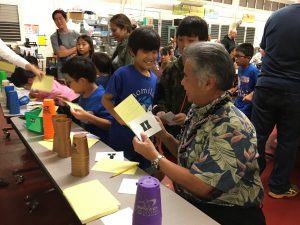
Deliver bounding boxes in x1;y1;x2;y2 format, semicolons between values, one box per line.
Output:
67;11;84;21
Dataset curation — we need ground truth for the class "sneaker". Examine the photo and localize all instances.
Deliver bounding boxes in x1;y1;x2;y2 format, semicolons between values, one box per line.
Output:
268;184;299;199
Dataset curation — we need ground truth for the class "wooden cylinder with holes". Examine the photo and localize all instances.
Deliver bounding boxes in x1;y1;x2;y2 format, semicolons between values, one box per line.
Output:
52;114;68;153
71;133;89;177
54;118;72;158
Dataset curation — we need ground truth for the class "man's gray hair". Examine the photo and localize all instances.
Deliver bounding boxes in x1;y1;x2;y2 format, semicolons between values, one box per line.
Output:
183;42;235;91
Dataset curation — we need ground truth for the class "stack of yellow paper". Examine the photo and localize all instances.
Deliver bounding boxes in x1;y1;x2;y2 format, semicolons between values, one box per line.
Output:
63;180;120;224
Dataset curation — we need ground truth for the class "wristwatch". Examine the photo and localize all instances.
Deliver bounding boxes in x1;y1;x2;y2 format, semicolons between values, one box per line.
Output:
151;154;165;170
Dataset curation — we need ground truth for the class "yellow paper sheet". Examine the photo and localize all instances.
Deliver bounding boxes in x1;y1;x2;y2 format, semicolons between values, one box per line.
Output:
114;94;145;124
31;75;54;93
70;132;99;148
38;140;53;150
91;159;138;175
38;134;99;150
63;180;120;224
63;100;83;111
0;60;15;73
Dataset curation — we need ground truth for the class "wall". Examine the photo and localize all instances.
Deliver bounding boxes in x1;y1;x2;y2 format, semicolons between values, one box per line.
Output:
2;0;272;58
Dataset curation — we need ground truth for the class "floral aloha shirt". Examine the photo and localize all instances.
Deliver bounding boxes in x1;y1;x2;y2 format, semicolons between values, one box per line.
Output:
175;93;264;207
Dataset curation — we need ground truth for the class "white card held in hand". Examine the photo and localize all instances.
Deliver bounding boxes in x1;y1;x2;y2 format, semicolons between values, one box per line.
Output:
128;111;161;140
95;152;124;161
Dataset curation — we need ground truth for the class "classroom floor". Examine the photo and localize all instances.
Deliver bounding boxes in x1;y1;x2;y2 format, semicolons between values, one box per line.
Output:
1;110;300;225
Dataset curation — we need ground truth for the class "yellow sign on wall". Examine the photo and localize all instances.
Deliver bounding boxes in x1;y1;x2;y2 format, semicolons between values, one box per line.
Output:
190;6;204;17
173;4;190;15
242;14;255;23
173;4;204;17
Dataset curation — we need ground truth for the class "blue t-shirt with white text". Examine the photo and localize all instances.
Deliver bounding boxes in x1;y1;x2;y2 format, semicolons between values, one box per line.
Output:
105;65;157;169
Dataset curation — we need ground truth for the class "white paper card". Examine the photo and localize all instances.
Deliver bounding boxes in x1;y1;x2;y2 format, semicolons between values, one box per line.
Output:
127;112;161;140
95;152;124;161
159;111;176;125
101;207;133;225
118;178;138;195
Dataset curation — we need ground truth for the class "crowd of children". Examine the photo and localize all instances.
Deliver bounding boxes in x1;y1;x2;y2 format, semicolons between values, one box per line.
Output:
10;10;264;173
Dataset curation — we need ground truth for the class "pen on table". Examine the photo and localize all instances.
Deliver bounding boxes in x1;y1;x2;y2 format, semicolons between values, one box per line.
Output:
110;163;139;178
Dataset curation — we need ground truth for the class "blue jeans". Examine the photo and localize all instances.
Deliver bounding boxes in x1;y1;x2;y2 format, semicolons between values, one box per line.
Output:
252;87;300;193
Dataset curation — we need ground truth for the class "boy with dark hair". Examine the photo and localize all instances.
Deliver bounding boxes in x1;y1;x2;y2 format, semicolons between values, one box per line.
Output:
155;16;208;162
92;52;112;89
102;27;160;169
61;56;112;144
10;56;37;88
234;43;259;119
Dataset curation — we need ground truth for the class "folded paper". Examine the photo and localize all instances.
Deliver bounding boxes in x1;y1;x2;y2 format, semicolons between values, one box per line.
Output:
114;95;161;139
31;75;54;93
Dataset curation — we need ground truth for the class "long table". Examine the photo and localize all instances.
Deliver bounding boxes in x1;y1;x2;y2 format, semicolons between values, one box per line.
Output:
10;116;219;225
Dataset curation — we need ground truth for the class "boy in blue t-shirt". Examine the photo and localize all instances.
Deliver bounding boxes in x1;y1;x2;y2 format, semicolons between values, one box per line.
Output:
92;52;112;89
234;43;259;119
102;27;160;169
61;56;112;144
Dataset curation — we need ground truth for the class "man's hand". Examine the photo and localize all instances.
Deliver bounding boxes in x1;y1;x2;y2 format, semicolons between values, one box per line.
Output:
173;113;186;125
25;64;44;80
133;133;159;161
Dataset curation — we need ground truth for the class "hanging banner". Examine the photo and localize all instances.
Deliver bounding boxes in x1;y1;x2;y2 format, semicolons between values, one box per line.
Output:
190;6;205;17
173;4;190;15
204;8;219;19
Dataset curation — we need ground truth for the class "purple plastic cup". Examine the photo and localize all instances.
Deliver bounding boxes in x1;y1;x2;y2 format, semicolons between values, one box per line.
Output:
132;176;162;225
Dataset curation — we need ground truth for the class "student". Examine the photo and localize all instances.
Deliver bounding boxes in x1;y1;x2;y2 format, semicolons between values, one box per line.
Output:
159;47;172;72
102;27;160;169
10;56;36;89
76;34;94;58
109;13;133;72
61;56;112;144
155;16;208;162
9;55;79;102
92;52;112;89
234;43;259;119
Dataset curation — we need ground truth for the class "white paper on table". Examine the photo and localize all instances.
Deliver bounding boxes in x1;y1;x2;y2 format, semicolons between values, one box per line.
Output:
101;207;133;225
159;111;176;126
127;111;161;140
118;178;138;195
95;152;124;161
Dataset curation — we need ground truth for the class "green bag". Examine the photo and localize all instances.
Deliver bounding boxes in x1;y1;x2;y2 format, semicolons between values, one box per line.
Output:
25;107;43;134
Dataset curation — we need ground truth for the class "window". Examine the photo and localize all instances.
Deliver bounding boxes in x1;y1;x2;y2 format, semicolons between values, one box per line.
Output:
245;27;255;44
256;0;264;9
0;4;21;42
210;24;220;40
